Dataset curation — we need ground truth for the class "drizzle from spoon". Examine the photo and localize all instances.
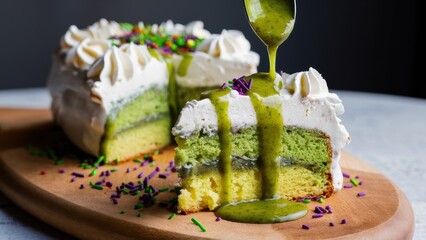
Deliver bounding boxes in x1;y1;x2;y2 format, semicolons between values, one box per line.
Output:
244;0;296;79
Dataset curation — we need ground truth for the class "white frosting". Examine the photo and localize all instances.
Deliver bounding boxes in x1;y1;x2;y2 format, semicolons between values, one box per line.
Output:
60;19;126;54
157;20;211;39
172;68;351;191
174;30;259;88
65;38;111;70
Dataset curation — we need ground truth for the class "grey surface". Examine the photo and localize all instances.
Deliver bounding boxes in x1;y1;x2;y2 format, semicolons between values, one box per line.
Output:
0;88;425;239
0;0;422;99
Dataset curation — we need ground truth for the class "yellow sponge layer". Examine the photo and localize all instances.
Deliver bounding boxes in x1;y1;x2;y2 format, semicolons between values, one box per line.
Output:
178;166;330;213
101;117;171;163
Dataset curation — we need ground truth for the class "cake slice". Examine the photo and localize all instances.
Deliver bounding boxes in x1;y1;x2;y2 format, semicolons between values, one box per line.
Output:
172;68;350;213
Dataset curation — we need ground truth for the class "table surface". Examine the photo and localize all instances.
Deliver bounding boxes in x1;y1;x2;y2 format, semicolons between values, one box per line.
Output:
0;88;425;240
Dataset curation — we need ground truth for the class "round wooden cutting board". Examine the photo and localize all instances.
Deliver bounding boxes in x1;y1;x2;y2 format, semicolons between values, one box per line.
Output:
0;109;415;239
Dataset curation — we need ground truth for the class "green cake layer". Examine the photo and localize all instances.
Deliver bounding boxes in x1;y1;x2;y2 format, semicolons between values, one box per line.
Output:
101;87;171;162
175;126;330;172
175;126;332;213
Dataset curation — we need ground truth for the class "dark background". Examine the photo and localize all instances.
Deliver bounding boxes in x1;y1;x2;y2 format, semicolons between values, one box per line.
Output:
0;0;422;98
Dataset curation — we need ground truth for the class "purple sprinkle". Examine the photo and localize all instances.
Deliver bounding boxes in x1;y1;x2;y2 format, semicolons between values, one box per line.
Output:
341;219;347;224
216;217;221;222
137;172;145;179
159;172;171;179
171;167;178;172
221;82;226;89
106;182;113;188
141;161;149;167
112;198;118;204
315;206;328;214
329;222;335;227
79;184;84;189
95;181;103;186
342;172;350;178
155;166;160;172
143;177;149;187
110;193;120;199
325;205;333;213
355;175;360;179
115;186;121;193
72;172;85;178
357;192;366;197
125;183;134;189
148;170;158;179
99;171;105;177
58;169;66;174
133;167;138;171
359;181;363;186
279;70;284;76
119;185;125;190
312;213;324;218
105;170;110;177
70;177;76;182
126;167;130;173
302;224;310;230
344;184;353;188
149;185;157;194
169;161;174;167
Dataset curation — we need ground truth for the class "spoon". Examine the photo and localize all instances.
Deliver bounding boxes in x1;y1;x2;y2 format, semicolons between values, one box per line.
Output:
243;0;296;79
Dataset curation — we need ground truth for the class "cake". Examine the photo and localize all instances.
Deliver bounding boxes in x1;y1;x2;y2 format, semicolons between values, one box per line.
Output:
48;19;259;163
172;68;351;213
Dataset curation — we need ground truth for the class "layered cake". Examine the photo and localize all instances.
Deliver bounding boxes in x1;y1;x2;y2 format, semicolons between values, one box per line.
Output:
173;68;351;213
48;19;259;163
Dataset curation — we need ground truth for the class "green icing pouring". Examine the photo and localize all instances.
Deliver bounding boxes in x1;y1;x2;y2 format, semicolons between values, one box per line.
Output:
214;0;300;223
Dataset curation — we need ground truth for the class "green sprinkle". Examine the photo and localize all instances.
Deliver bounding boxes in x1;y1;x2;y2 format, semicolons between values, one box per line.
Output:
89;169;97;177
138;180;144;185
120;210;126;215
137;212;143;217
120;22;134;31
159;187;169;192
114;158;120;164
149;162;156;167
110;168;118;172
303;199;311;203
318;198;324;203
89;181;94;186
133;190;141;195
94;155;105;167
191;218;206;232
228;80;234;84
226;86;233;91
154;150;159;155
350;178;359;186
122;189;129;194
134;203;144;210
91;184;103;190
168;213;176;220
133;159;142;163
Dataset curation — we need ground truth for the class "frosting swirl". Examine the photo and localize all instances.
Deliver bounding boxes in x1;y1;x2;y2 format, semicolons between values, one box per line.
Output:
65;38;111;70
197;29;258;63
87;43;168;107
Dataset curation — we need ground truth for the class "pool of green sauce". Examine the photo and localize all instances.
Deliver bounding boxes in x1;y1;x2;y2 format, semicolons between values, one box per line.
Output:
213;0;300;224
216;198;308;224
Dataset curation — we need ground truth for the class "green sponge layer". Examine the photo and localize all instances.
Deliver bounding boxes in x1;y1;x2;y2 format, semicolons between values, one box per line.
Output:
175;126;331;174
105;87;169;137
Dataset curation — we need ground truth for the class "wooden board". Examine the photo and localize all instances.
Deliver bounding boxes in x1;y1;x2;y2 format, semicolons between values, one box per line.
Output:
0;109;415;239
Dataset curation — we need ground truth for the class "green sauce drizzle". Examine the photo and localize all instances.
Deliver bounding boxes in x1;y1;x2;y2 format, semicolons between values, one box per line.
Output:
177;54;193;77
215;0;301;224
206;89;233;204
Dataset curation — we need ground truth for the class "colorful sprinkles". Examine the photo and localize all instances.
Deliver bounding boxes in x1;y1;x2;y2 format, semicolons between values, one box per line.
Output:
111;22;204;57
191;218;207;232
